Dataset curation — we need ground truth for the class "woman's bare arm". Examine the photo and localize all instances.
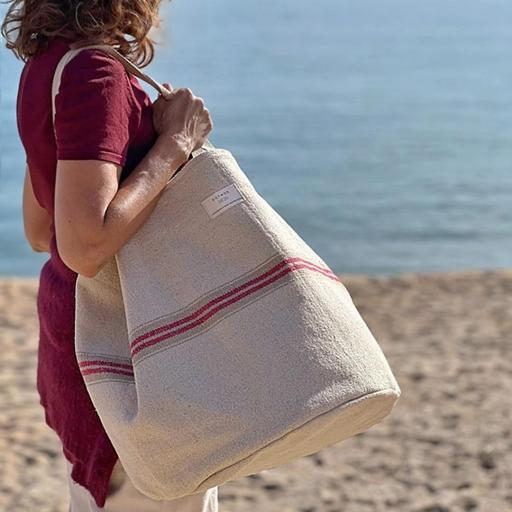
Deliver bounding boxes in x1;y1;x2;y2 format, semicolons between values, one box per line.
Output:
55;87;212;278
22;166;52;253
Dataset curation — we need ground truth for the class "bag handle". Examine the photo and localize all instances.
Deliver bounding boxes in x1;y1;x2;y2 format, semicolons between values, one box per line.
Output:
51;43;213;156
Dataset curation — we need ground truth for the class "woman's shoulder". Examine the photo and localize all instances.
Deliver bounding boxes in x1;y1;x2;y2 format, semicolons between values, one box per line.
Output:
19;39;133;95
63;47;153;107
62;47;128;84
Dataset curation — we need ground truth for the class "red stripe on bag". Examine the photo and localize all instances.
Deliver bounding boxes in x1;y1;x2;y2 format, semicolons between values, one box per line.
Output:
81;367;134;377
131;257;339;352
131;260;340;357
79;360;133;370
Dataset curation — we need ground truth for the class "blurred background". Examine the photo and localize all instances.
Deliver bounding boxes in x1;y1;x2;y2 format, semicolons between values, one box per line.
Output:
1;1;511;512
2;0;512;277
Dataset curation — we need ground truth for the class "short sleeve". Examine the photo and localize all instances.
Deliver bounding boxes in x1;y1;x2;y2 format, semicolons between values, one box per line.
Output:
54;50;141;167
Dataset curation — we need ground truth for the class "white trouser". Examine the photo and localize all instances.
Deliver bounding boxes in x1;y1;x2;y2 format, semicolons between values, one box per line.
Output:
66;459;219;512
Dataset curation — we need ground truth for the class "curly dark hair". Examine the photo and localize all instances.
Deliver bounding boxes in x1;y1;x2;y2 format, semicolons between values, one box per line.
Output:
1;0;163;66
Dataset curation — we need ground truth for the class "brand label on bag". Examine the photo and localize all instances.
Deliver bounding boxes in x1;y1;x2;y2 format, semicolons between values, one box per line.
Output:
201;183;245;219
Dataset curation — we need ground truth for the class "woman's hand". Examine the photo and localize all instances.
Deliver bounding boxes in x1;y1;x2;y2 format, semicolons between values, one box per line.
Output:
152;83;213;158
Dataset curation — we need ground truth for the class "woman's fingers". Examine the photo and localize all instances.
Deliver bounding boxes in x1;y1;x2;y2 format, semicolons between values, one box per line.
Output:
159;82;173;100
152;84;213;154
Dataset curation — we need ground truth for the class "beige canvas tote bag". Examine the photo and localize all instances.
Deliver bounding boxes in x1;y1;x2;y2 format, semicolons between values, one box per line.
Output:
52;44;401;500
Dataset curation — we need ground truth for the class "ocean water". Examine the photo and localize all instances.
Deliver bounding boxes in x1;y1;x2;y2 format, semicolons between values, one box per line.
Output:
1;0;512;277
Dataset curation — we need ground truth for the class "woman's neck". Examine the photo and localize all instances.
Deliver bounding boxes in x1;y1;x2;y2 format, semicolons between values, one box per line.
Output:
69;37;116;50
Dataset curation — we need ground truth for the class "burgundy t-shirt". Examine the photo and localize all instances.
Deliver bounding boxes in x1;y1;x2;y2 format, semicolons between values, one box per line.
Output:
16;36;157;507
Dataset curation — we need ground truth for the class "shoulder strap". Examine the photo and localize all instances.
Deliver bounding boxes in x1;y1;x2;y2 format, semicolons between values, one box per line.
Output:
51;44;213;155
51;44;171;125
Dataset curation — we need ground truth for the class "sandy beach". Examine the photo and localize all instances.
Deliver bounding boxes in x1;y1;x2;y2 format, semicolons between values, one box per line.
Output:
0;271;510;512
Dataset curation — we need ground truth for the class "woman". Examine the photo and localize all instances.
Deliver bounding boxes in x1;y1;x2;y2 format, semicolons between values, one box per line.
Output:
2;1;217;511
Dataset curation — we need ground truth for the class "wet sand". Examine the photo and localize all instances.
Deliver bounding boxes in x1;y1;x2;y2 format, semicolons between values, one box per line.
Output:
0;271;510;512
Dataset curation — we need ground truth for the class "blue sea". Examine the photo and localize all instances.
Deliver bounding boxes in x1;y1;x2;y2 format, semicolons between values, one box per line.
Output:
1;0;512;277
